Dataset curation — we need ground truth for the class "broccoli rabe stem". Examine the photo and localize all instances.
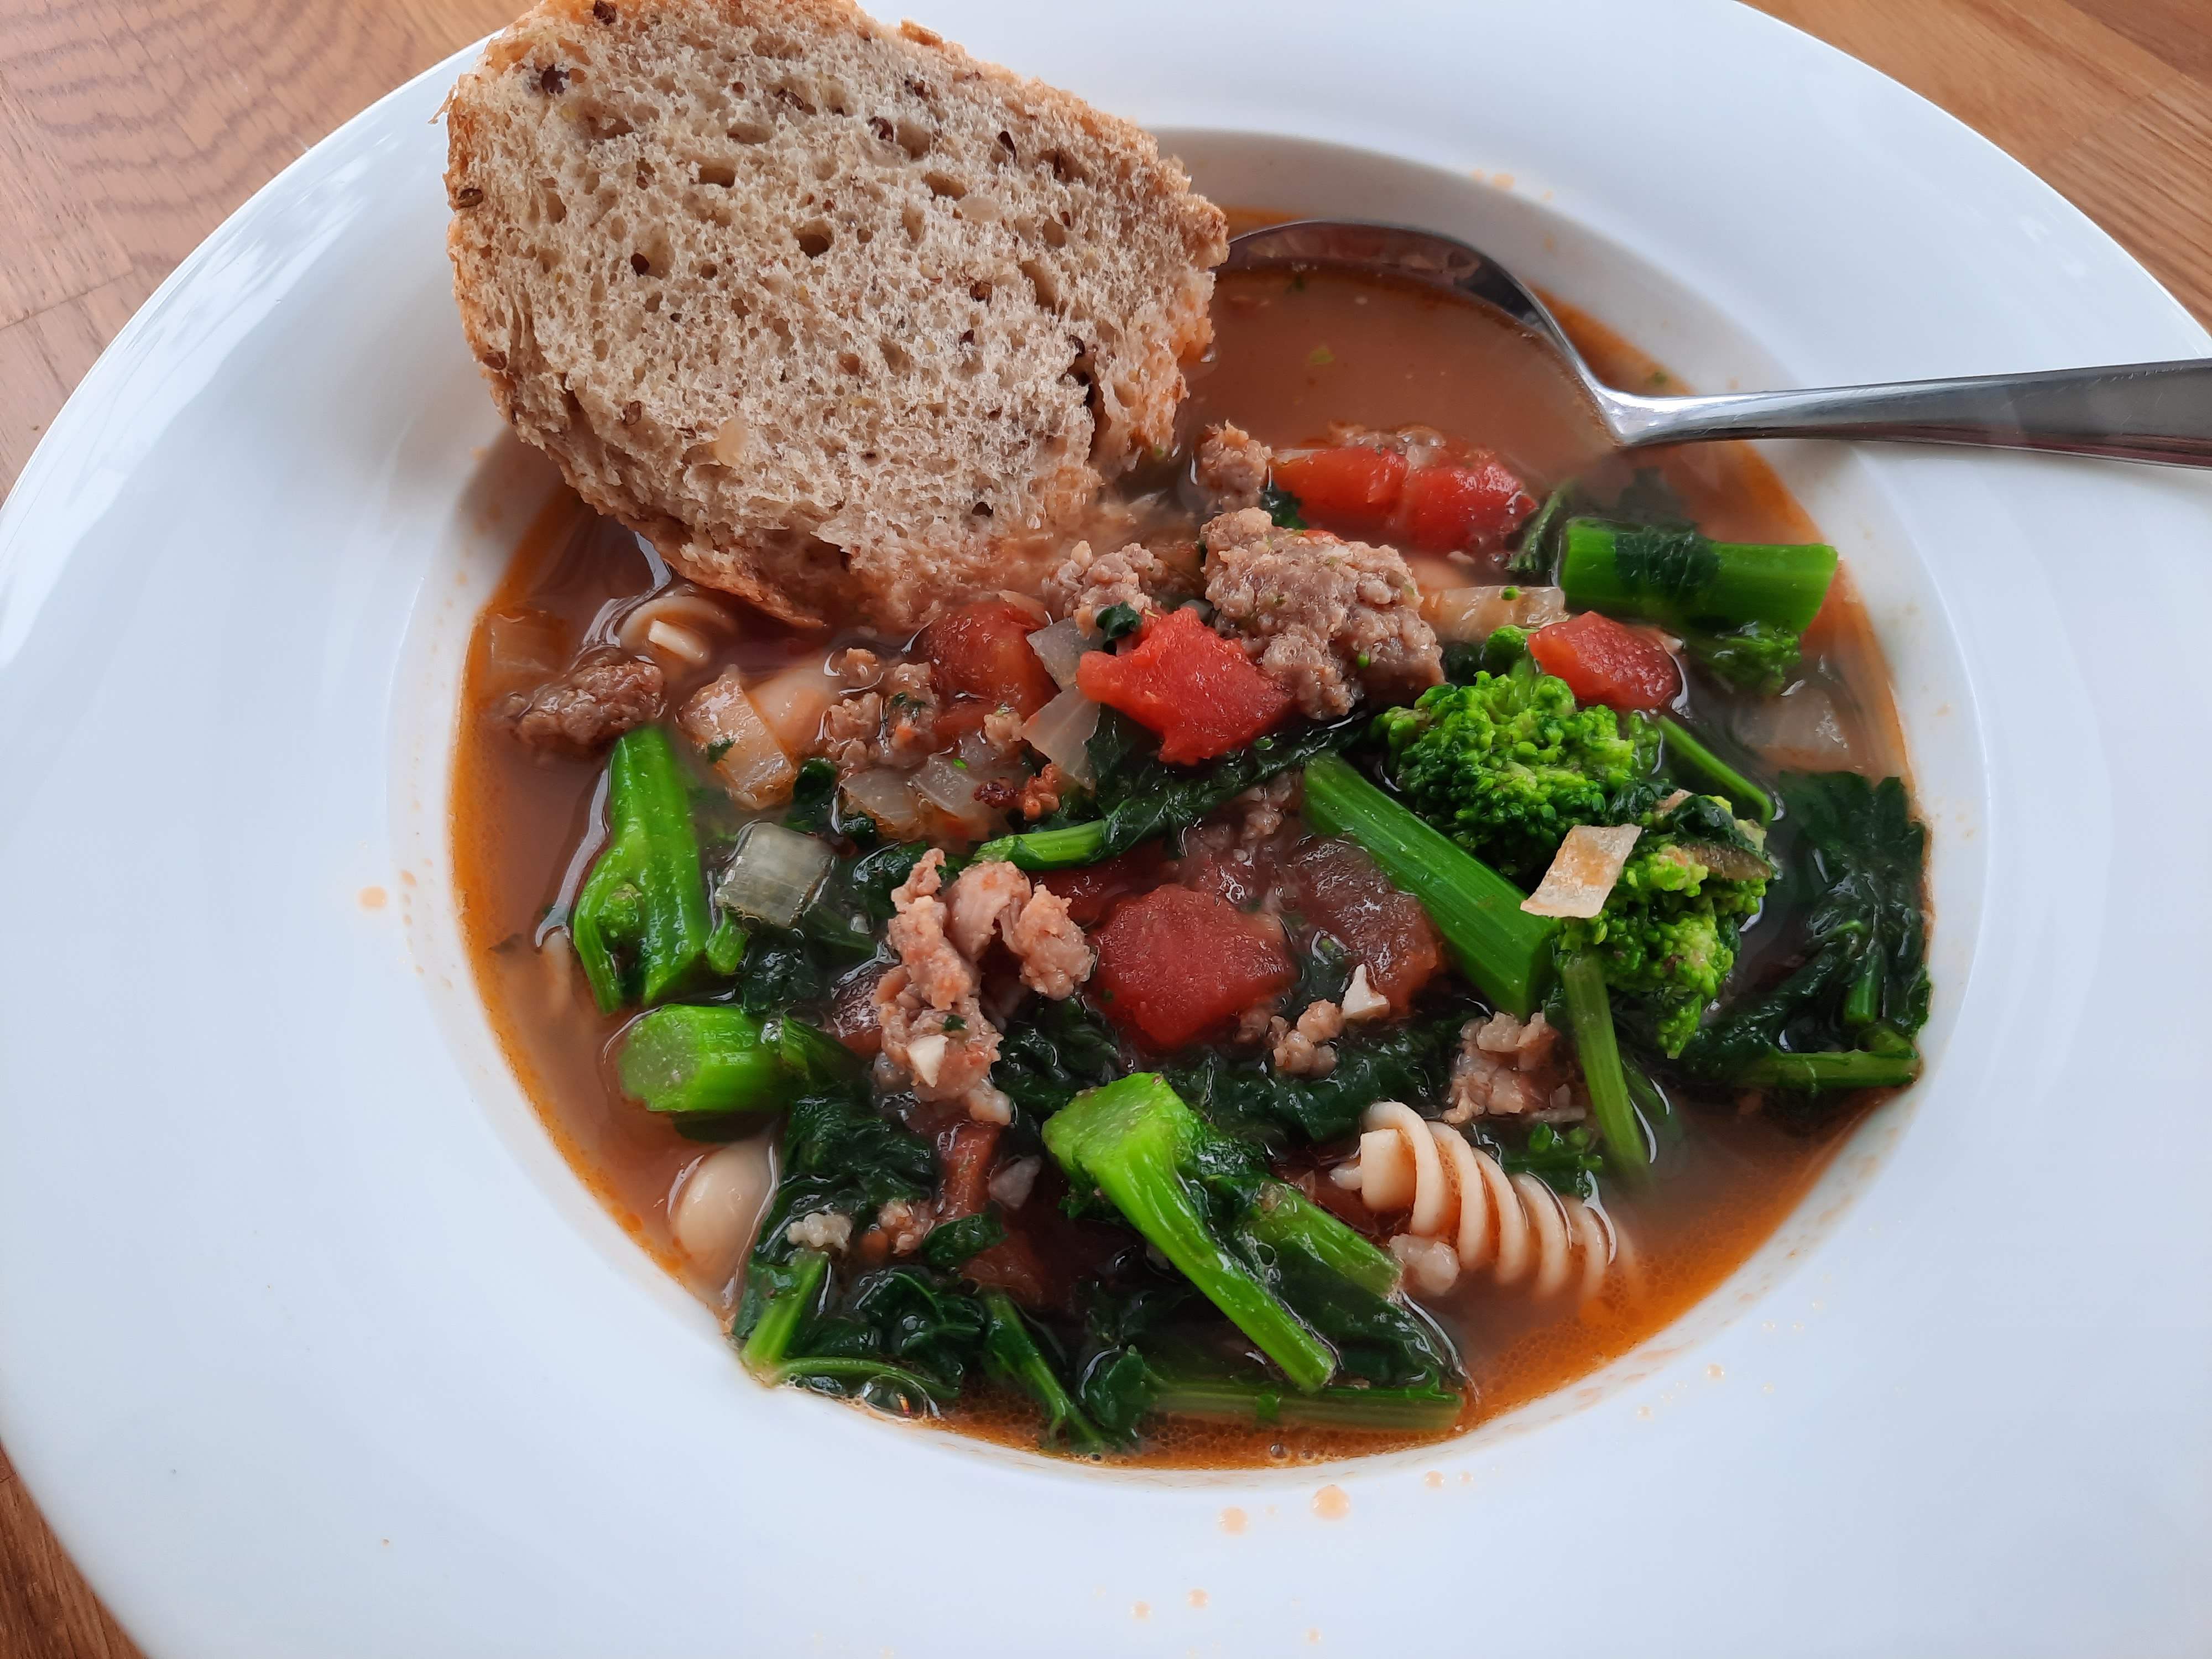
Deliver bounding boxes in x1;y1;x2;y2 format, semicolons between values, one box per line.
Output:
1302;755;1558;1018
1561;520;1837;635
1658;716;1773;826
615;1005;858;1118
1728;1048;1921;1089
570;726;713;1013
737;1248;954;1403
1044;1076;1339;1392
1559;950;1652;1181
1146;1376;1464;1433
1239;1183;1399;1299
971;820;1109;870
738;1247;828;1375
980;1290;1108;1452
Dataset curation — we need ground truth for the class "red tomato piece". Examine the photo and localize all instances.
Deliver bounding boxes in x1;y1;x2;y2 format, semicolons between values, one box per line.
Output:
1271;446;1407;530
1530;611;1682;711
935;1120;1001;1219
962;1231;1056;1308
1037;843;1170;925
1076;607;1291;765
1284;839;1443;1014
919;599;1058;719
1390;458;1535;554
1091;885;1295;1049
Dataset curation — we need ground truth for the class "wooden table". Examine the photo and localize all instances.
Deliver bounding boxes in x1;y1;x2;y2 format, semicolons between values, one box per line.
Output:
0;0;2205;1652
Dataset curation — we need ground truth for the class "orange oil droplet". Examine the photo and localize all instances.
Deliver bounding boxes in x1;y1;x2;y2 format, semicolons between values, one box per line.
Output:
1218;1506;1247;1535
1311;1485;1350;1520
359;886;388;911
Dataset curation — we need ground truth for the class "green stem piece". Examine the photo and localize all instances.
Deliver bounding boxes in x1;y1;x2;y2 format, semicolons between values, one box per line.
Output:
739;1248;828;1375
1658;716;1773;826
615;1005;855;1117
971;820;1109;870
570;726;713;1013
1559;948;1651;1181
1043;1075;1338;1392
1560;520;1838;635
980;1289;1108;1452
1146;1376;1464;1433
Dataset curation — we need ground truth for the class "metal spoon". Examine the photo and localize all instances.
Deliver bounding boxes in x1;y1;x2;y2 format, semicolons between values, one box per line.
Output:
1224;220;2212;468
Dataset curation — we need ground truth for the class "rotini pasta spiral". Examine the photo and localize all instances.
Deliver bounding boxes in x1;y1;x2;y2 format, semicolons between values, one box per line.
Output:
1330;1100;1631;1302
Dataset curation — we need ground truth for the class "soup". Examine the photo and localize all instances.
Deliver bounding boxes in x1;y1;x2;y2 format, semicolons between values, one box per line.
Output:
452;267;1928;1465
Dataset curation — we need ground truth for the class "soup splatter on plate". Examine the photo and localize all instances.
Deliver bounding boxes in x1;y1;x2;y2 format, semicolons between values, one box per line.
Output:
453;267;1929;1466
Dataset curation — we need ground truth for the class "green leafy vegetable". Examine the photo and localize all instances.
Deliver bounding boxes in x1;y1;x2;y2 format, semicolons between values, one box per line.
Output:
1563;791;1773;1057
979;1290;1108;1452
1495;1122;1606;1197
1095;602;1143;643
1170;1020;1460;1146
921;1210;1008;1270
1677;772;1929;1097
1043;1074;1456;1394
972;712;1362;870
1259;481;1307;530
995;995;1124;1116
1374;668;1657;884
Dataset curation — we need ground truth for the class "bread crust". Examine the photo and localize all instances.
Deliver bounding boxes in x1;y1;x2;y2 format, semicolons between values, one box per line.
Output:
445;0;1225;625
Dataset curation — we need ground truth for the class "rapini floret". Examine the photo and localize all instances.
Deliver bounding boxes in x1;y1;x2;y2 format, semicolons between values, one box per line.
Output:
1375;666;1657;883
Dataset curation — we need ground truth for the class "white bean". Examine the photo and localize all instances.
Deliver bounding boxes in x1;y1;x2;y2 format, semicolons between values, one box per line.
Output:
670;1137;776;1286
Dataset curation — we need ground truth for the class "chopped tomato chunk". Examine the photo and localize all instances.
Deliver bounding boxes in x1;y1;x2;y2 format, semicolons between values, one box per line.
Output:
962;1230;1056;1307
1531;611;1682;712
1076;606;1291;764
920;599;1058;718
1285;839;1443;1014
935;1120;1001;1219
1391;458;1534;553
1271;446;1407;530
1038;843;1170;925
1091;885;1295;1048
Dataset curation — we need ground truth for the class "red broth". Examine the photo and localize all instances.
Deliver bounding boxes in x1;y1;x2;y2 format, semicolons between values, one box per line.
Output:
451;264;1913;1466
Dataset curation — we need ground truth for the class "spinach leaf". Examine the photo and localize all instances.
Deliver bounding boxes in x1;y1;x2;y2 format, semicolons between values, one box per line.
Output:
995;996;1125;1116
1678;771;1930;1098
1171;1020;1460;1146
1084;709;1365;860
921;1210;1008;1270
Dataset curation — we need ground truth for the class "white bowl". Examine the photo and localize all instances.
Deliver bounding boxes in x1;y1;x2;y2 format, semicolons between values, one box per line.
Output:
3;3;2208;1654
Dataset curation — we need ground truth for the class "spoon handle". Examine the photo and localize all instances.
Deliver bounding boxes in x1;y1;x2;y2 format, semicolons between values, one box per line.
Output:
1601;358;2212;467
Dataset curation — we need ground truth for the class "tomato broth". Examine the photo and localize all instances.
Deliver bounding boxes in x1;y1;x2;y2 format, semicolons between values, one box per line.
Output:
452;265;1922;1466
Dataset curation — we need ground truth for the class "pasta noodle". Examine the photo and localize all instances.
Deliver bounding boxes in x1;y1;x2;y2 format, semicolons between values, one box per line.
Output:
613;585;739;667
1330;1100;1631;1302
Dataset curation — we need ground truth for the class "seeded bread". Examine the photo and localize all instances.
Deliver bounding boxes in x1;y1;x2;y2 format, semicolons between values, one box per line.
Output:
444;0;1227;625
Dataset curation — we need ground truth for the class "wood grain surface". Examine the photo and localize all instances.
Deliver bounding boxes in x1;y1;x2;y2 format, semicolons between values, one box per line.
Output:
0;0;2205;1653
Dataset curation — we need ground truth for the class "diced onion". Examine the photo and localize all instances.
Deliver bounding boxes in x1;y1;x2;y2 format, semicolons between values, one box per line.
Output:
841;769;924;838
484;607;567;679
679;669;795;809
748;655;838;755
1733;682;1859;770
911;752;998;837
716;821;833;928
1423;584;1568;643
1521;824;1642;919
1019;687;1100;786
1026;617;1092;690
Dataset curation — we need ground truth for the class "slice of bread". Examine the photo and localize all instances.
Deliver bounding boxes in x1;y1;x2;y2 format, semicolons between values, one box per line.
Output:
445;0;1226;625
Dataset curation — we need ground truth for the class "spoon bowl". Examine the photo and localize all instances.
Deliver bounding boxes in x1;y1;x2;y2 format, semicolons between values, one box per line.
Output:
1225;219;2212;468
